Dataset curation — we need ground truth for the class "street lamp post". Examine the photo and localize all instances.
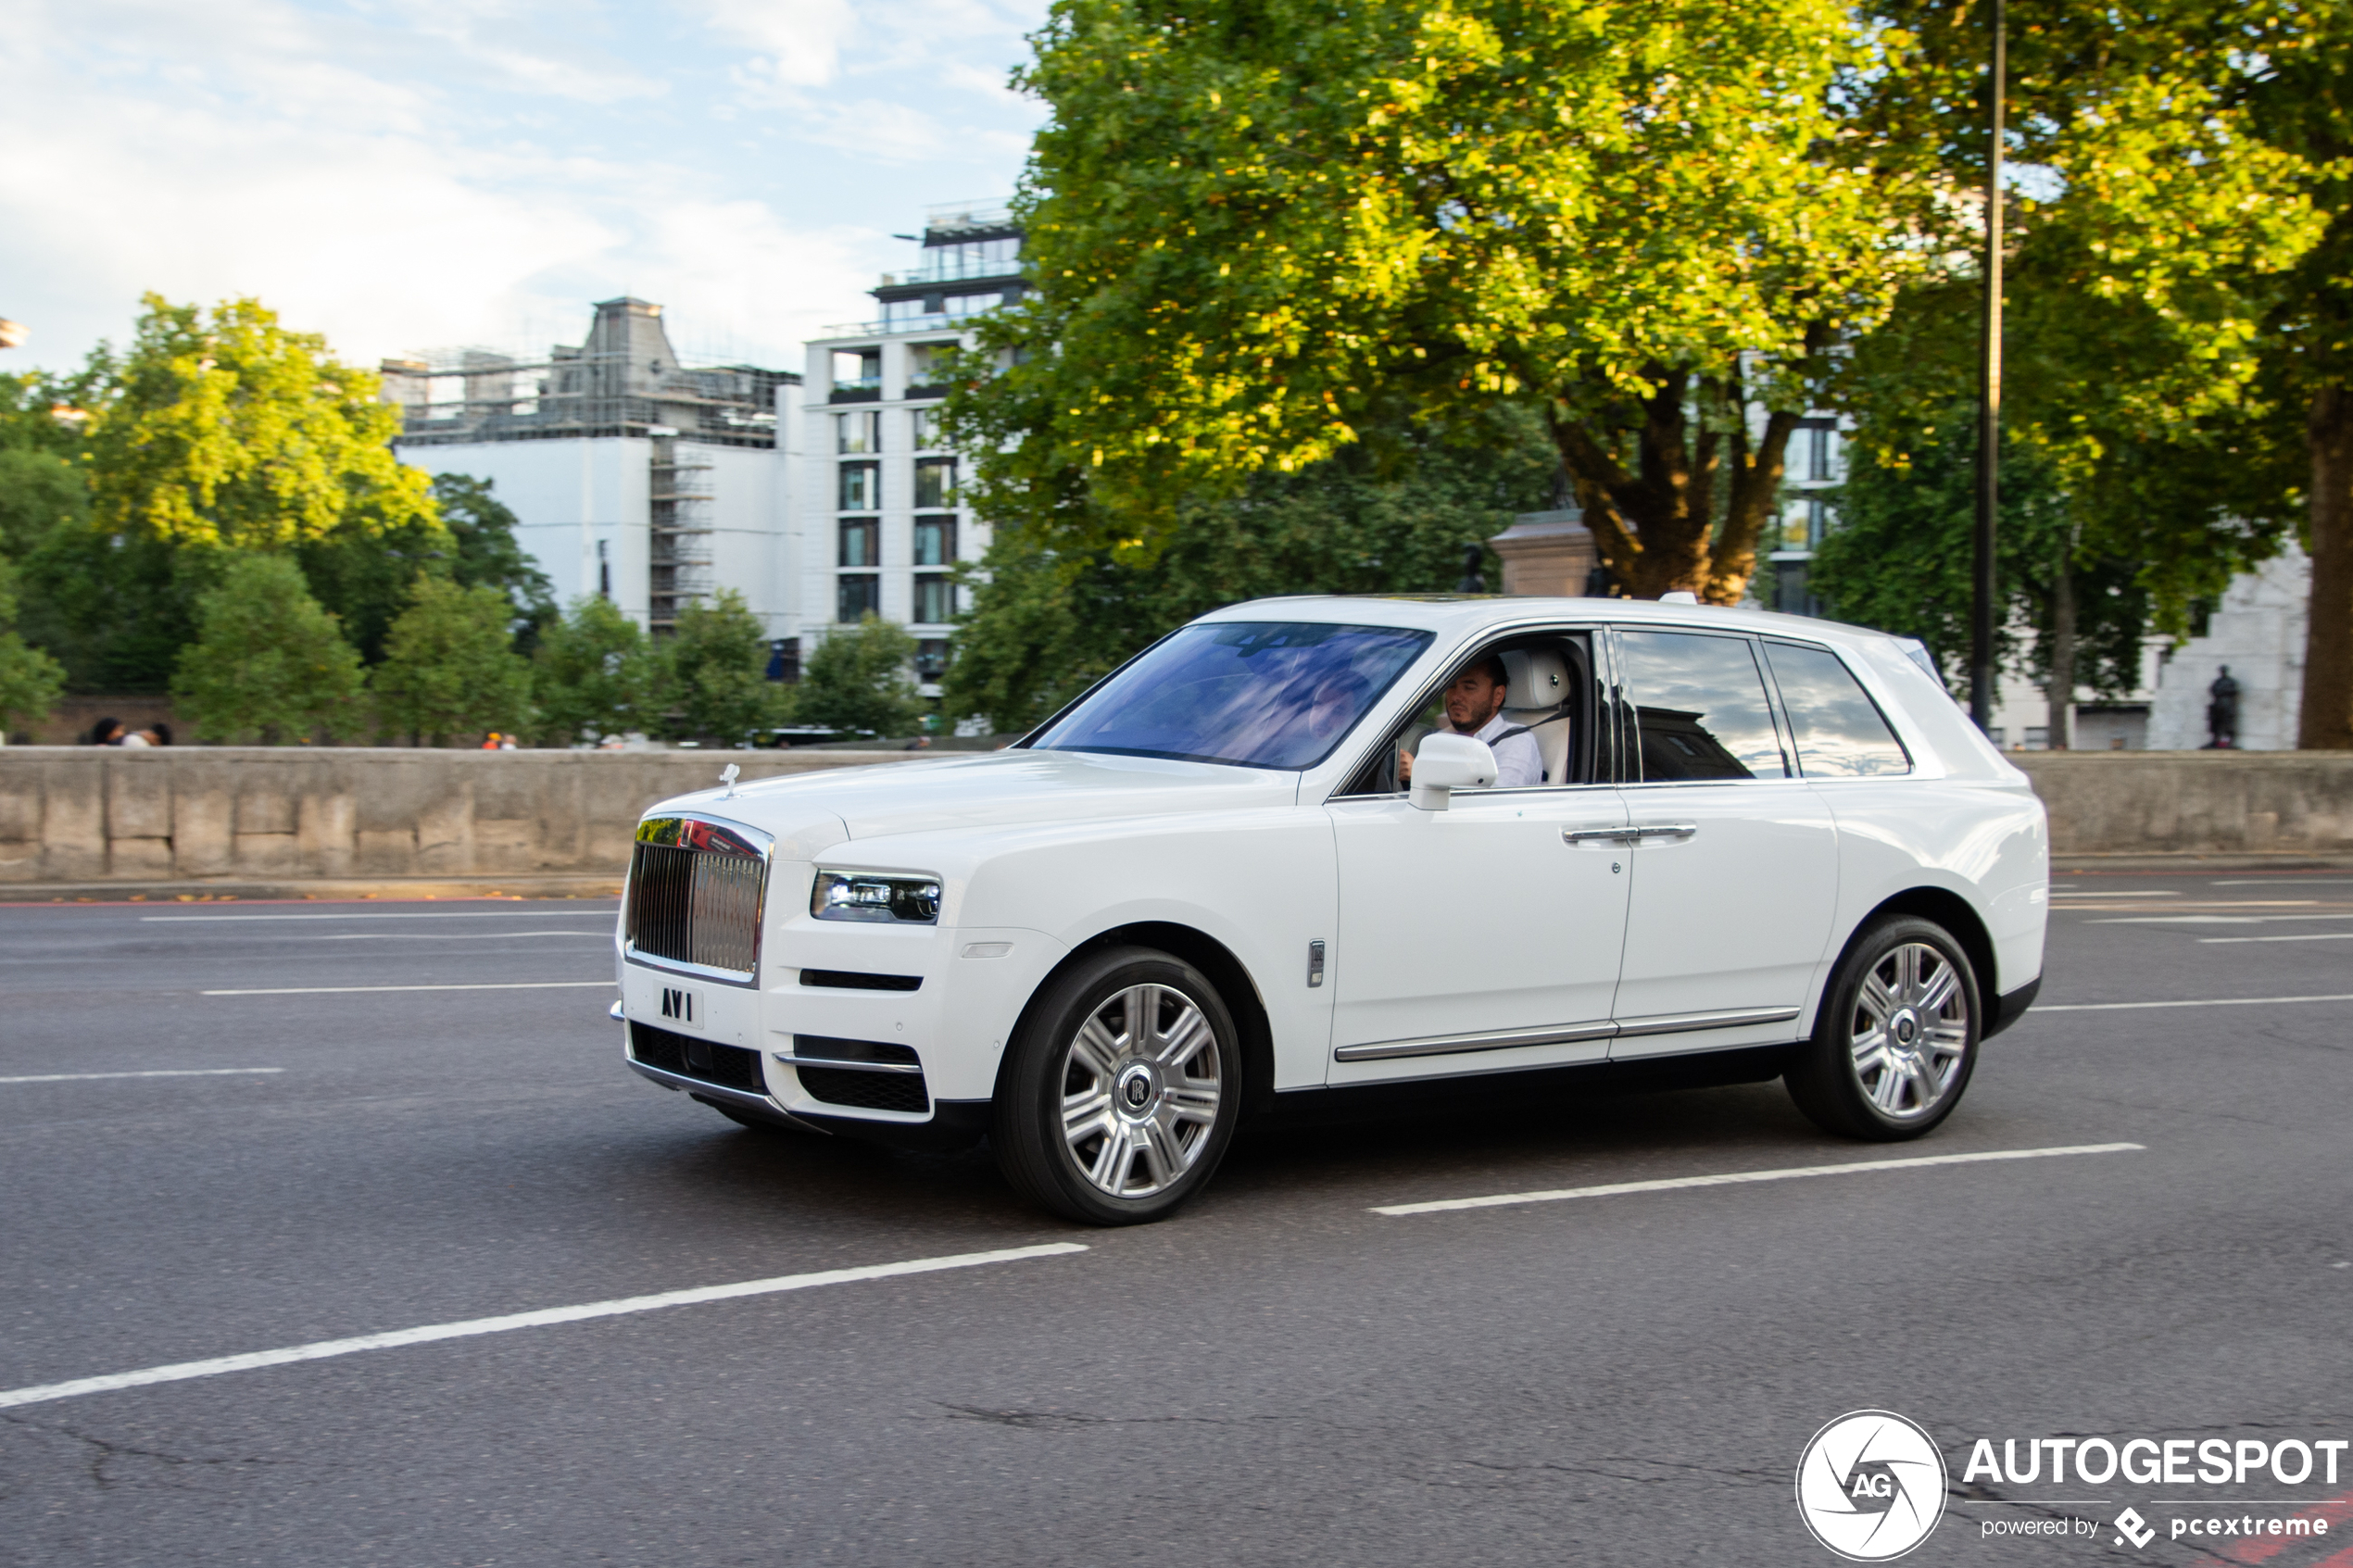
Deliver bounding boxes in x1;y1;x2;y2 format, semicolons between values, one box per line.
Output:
1969;0;2007;734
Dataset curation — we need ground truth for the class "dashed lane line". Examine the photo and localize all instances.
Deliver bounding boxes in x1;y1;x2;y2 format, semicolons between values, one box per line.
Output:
0;1068;286;1085
0;1243;1089;1412
1372;1142;2144;1217
145;910;615;923
203;981;615;996
2035;993;2353;1012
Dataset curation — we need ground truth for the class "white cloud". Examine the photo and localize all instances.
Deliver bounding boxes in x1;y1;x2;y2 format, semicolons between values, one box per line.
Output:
692;0;854;87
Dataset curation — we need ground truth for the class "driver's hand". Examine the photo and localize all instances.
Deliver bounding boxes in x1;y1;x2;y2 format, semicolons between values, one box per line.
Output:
1397;746;1413;784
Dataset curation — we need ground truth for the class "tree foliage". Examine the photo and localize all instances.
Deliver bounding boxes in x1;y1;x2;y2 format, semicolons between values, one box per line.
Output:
945;408;1555;732
0;556;68;739
532;596;661;746
663;589;782;746
169;554;364;744
370;576;532;746
949;0;1934;604
799;615;924;739
430;474;558;649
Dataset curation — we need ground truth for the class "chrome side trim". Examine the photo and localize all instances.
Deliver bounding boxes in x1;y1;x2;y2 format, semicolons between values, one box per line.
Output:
1609;1006;1800;1039
1333;1006;1802;1062
771;1051;926;1076
1335;1022;1618;1063
622;1056;832;1135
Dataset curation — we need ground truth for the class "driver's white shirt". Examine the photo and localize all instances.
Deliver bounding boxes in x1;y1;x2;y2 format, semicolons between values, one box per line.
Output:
1466;710;1544;788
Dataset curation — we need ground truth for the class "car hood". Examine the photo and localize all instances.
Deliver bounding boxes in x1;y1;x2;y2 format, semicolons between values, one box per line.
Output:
655;748;1300;858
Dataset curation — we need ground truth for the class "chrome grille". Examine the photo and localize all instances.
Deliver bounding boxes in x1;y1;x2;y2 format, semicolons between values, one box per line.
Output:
625;814;771;979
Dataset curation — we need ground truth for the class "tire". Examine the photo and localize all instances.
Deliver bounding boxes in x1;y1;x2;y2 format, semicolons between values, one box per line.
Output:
1785;915;1981;1141
993;946;1243;1225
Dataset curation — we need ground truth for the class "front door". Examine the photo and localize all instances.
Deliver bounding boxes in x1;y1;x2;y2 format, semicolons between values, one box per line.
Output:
1604;626;1839;1058
1326;785;1632;1084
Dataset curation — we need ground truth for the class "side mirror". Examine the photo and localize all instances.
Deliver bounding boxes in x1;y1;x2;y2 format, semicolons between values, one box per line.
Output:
1408;732;1498;811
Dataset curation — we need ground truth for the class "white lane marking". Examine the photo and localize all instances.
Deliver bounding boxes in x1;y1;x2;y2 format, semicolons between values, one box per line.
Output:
2090;913;2353;925
2197;933;2353;945
0;1068;286;1085
1373;1143;2143;1217
203;982;614;997
0;1242;1089;1412
145;910;615;923
2036;993;2353;1012
2210;878;2353;886
311;931;609;941
2049;890;2180;897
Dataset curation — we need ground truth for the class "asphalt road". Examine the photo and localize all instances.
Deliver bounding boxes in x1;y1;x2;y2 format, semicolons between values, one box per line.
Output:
2;872;2349;1567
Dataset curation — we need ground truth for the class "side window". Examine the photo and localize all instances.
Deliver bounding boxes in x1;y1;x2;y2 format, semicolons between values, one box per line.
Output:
1764;642;1913;777
1336;633;1593;795
1615;630;1788;782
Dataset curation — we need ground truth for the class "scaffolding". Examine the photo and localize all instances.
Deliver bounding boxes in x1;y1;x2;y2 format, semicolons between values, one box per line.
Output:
383;298;795;451
648;433;715;632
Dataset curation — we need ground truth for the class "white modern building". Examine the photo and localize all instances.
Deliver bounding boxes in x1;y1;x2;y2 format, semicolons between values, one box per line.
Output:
798;201;1023;691
385;297;799;642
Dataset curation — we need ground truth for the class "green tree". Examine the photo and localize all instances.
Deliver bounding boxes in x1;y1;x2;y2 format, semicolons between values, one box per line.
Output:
946;408;1556;731
0;556;68;741
371;576;532;746
532;596;659;746
663;589;783;746
84;295;434;551
431;474;558;651
949;0;1934;605
799;614;923;739
169;554;364;744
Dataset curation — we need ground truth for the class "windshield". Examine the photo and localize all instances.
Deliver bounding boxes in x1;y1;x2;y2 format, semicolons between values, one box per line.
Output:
1031;621;1434;771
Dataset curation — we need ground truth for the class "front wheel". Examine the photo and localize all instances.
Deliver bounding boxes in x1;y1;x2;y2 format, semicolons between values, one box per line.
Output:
1785;915;1980;1141
993;947;1242;1224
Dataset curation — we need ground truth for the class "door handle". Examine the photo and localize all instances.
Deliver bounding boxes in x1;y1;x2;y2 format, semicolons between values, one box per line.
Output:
1626;822;1699;842
1561;826;1637;844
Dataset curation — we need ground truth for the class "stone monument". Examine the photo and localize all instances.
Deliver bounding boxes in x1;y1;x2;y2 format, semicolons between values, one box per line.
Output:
1486;507;1599;597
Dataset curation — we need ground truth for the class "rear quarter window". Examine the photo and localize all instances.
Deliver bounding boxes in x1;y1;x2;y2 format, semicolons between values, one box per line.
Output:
1764;642;1912;778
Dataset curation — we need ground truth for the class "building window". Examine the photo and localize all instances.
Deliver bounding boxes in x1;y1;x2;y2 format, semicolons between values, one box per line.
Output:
835;410;880;454
838;462;879;511
914;235;1021;282
837;574;881;623
914;573;955;625
912;406;944;449
906;343;956;394
913;514;957;567
915;638;950;681
913;458;955;510
767;638;800;683
597;538;610;598
832;348;880;393
838;518;879;568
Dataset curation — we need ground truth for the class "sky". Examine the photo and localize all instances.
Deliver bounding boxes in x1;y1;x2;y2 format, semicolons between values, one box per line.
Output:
1;0;1052;378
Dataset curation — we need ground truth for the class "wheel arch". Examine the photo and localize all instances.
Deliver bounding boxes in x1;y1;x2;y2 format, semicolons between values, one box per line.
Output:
1850;886;2000;1027
992;921;1277;1120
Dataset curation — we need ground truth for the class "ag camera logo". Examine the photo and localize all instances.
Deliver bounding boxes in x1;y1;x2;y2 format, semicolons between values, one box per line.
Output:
1796;1410;1948;1561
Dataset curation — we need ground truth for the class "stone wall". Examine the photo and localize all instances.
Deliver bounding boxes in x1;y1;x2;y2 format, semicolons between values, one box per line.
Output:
0;747;918;885
3;746;2349;885
2013;750;2353;856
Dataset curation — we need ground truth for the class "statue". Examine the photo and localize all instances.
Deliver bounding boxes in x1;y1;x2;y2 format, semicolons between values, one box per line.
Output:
1456;543;1487;595
2204;666;2241;749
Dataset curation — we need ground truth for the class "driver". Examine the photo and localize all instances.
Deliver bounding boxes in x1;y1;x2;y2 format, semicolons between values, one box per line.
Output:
1399;654;1543;789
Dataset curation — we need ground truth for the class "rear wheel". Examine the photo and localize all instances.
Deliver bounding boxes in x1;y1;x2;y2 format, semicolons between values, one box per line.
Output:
993;947;1241;1225
1785;915;1979;1141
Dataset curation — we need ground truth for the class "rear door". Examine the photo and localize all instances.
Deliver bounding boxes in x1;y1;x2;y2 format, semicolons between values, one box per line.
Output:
1604;626;1840;1058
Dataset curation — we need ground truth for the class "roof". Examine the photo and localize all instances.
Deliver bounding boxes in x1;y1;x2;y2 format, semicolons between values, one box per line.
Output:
1194;595;1895;651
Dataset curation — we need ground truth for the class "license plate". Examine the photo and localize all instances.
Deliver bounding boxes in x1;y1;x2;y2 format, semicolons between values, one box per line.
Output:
651;982;705;1033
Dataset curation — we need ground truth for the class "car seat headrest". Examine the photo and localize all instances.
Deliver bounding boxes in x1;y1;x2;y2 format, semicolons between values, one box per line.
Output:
1500;648;1571;710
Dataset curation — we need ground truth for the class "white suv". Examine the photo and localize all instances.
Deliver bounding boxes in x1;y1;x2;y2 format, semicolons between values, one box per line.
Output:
615;596;2047;1224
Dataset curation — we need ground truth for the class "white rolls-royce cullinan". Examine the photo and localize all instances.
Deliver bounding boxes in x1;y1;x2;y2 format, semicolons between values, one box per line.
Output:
615;596;2047;1224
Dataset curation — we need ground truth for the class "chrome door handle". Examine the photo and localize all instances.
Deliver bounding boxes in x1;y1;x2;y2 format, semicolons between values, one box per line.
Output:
1627;822;1699;842
1562;826;1636;844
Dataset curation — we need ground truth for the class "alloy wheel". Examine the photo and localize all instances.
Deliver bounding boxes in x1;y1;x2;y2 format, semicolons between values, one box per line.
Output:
1848;941;1970;1121
1059;983;1224;1198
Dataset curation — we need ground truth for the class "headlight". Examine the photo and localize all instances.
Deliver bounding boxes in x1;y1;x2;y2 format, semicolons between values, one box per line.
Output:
811;871;941;924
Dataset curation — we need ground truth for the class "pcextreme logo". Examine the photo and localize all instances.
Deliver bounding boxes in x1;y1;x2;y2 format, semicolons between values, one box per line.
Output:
1796;1410;1949;1562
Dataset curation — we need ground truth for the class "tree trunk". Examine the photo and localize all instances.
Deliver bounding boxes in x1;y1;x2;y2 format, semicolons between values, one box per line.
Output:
2045;544;2076;750
2299;384;2353;750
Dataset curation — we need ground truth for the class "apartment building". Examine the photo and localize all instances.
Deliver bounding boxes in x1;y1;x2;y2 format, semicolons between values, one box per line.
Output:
385;297;798;638
798;201;1022;692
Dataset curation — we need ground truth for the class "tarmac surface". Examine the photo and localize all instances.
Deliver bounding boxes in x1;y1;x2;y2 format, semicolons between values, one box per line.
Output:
2;871;2349;1565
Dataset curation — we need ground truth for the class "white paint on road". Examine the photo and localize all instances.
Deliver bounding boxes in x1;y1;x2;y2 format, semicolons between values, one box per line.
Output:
2196;933;2353;945
1372;1143;2144;1217
203;982;615;996
0;1068;286;1085
2091;913;2353;925
145;910;616;923
2036;993;2353;1012
310;932;609;941
0;1242;1089;1412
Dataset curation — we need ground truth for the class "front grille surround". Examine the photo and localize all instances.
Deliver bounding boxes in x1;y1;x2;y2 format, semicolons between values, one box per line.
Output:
625;813;773;985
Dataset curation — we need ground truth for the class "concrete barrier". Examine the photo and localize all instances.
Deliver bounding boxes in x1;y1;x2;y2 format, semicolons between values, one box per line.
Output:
0;747;923;887
3;746;2349;891
2011;751;2353;857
